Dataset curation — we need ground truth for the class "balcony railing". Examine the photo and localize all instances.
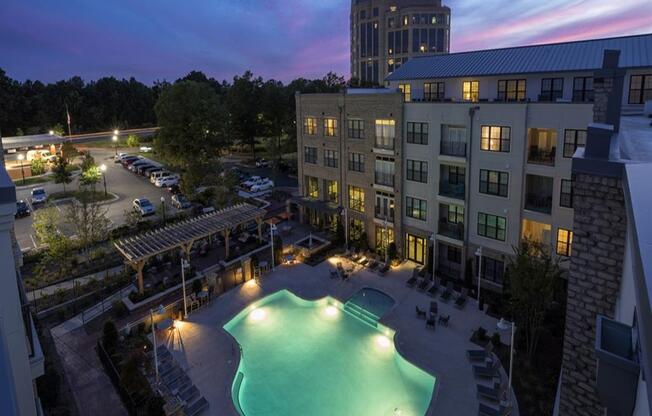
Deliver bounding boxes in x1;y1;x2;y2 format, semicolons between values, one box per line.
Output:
528;147;556;166
375;208;394;223
439;182;465;200
437;261;461;280
440;141;467;157
375;172;395;187
374;139;395;150
525;193;553;214
438;218;464;240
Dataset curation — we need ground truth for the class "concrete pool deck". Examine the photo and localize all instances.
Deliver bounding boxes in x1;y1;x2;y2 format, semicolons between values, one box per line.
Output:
156;259;519;416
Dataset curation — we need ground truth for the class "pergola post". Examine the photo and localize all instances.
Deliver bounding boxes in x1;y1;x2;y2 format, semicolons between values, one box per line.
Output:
223;228;231;259
255;217;263;243
133;260;146;294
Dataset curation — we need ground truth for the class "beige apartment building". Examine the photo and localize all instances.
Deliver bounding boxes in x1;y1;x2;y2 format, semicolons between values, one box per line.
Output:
297;33;652;292
351;0;450;84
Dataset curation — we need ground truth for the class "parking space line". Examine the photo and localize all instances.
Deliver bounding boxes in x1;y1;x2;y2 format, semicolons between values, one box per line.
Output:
29;234;37;249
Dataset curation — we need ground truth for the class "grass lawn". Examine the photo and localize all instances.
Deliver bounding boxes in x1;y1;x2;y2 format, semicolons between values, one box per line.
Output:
49;190;114;203
13;175;53;186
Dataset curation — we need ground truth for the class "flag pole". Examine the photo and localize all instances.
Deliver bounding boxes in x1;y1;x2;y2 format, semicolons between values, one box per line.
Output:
65;104;72;138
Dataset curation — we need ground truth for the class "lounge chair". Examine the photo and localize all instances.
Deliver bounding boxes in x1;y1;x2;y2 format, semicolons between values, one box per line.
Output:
378;264;390;275
438;314;450;327
367;260;379;270
455;288;468;309
406;275;418;287
184;397;209;416
473;359;501;379
426;314;436;329
162;368;184;385
415;306;427;318
168;374;191;393
477;381;505;402
429;301;438;316
478;403;512;416
178;385;199;403
467;342;493;361
418;279;430;291
427;280;440;297
358;256;369;266
350;252;360;262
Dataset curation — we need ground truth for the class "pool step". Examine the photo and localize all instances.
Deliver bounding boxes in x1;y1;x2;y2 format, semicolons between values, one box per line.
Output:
343;302;379;328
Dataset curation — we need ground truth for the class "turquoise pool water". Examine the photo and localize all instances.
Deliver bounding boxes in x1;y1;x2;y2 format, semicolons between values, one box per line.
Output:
224;290;436;416
347;287;395;318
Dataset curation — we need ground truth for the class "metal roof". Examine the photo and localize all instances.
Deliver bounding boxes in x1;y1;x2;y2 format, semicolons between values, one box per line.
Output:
386;33;652;81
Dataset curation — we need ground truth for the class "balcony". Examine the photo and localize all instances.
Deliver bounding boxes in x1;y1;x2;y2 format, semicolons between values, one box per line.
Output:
439;182;465;200
440;141;466;157
374;140;395;151
438;218;464;240
436;261;461;280
594;315;640;416
528;147;556;166
375;172;395;188
524;193;552;214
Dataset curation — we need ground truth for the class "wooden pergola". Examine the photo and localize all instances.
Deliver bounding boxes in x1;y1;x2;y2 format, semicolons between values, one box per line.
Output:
114;203;267;294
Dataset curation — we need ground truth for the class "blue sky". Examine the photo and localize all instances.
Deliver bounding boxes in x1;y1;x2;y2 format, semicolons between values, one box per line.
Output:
1;0;651;84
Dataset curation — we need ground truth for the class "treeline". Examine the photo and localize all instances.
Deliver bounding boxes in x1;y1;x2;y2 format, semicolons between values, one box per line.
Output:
0;68;347;138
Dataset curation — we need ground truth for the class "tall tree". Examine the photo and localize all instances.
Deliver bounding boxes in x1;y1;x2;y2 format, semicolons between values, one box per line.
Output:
51;156;72;193
226;71;262;159
65;197;110;250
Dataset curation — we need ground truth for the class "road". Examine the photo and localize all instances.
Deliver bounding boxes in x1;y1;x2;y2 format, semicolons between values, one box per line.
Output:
14;148;181;250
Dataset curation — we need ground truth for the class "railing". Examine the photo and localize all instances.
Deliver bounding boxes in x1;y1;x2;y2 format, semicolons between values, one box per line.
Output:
437;262;461;280
440;141;466;157
374;208;394;223
439;182;465;200
438;218;464;240
528;147;556;166
374;139;395;150
375;172;395;187
525;193;553;214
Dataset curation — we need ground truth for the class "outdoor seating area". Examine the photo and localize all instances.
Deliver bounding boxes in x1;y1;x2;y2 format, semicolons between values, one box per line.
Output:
467;342;514;416
406;266;471;310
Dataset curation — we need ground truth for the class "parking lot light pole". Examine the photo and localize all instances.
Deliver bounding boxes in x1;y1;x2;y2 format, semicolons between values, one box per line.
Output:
100;164;107;197
112;135;118;156
17;154;26;185
150;305;166;385
160;197;166;222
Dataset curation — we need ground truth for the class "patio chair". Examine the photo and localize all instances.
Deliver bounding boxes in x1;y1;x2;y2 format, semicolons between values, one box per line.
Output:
440;282;453;302
418;278;430;291
477;381;506;402
426;314;436;329
358;256;369;266
378;263;390;275
184;396;209;416
168;374;191;394
467;342;494;361
178;385;199;404
478;403;512;416
415;305;427;319
455;288;469;309
427;279;440;297
473;359;501;379
350;252;360;262
367;259;379;270
162;368;184;385
429;301;438;316
438;314;450;327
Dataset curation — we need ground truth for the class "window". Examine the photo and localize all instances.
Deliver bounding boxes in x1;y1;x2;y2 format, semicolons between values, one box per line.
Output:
375;192;395;222
629;74;652;104
324;149;339;168
348;186;365;212
375;157;395;186
406;197;427;221
524;174;554;214
348;119;364;139
497;79;526;101
324;118;338;136
540;78;564;102
463;81;479;102
424;82;445;101
556;229;573;257
348;152;365;172
522;219;552;245
375;226;394;254
399;83;411;102
326;180;338;204
563;129;587;158
375;119;396;149
306;176;319;199
573;77;594;102
478;213;506;241
476;256;505;284
527;128;557;166
480;126;511;152
479;170;508;197
406;159;428;183
439;165;465;199
406;122;428;144
349;218;364;241
560;179;573;208
303;117;317;135
439;204;464;241
441;125;466;156
405;234;426;264
304;146;317;164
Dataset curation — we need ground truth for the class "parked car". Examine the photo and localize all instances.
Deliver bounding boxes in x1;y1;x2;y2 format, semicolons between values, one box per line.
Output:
129;160;151;172
167;184;181;194
155;175;180;188
150;170;172;184
114;153;129;163
136;164;155;175
171;194;191;209
250;178;275;192
121;156;140;167
255;158;270;168
30;188;47;205
139;146;153;153
143;166;163;177
15;200;30;218
133;198;155;216
241;176;262;189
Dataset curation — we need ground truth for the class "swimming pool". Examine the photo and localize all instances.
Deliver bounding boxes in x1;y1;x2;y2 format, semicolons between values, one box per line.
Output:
346;287;396;319
224;290;436;416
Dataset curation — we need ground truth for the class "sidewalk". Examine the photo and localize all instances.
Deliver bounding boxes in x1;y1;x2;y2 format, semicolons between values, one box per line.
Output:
28;265;124;300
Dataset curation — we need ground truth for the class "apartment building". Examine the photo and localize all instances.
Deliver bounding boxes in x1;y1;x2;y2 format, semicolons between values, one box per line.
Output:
350;0;451;84
296;33;652;293
0;153;44;415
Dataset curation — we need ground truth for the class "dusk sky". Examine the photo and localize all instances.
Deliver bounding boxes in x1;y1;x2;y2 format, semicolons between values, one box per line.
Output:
1;0;651;84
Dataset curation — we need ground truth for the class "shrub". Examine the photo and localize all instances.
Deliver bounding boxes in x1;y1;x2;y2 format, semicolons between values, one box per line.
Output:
30;158;47;175
477;326;487;341
112;300;128;319
191;278;203;295
387;242;397;262
145;395;165;416
103;320;119;354
126;134;140;148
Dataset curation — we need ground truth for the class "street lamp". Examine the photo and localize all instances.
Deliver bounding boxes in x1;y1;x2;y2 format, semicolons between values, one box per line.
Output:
270;223;278;271
180;257;190;319
160;196;166;222
343;207;348;251
113;129;119;136
383;217;389;265
476;247;483;310
17;154;26;185
48;130;54;136
497;318;516;405
150;304;166;385
112;135;118;156
100;164;107;197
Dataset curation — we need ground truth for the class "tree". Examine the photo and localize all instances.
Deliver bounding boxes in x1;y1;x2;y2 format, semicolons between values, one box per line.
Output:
51;123;65;136
226;71;262;159
154;80;227;169
79;151;95;171
51;156;72;193
33;205;73;279
126;134;140;148
123;208;141;229
505;239;564;361
80;165;101;190
65;197;110;250
60;141;79;163
32;205;60;245
30;158;46;175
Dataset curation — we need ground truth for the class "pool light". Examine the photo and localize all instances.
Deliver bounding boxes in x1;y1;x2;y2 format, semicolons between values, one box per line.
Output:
375;335;392;349
250;308;267;321
324;305;339;317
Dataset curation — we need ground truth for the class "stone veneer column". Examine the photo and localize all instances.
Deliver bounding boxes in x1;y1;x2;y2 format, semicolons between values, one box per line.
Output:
558;173;627;416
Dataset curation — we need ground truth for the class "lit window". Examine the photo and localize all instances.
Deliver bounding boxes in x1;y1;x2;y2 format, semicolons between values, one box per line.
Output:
480;126;511;152
463;81;479;102
327;180;338;204
556;229;573;257
303;117;317;135
324;118;338;137
375;119;396;149
306;176;319;199
348;186;365;213
398;84;411;102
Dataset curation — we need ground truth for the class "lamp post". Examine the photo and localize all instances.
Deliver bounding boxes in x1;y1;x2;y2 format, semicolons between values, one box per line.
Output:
343;207;348;251
17;154;26;185
112;135;118;156
383;217;389;265
48;130;54;136
497;318;516;404
270;223;278;270
100;164;107;197
150;304;166;385
475;247;483;310
160;196;166;222
180;257;189;319
430;233;436;280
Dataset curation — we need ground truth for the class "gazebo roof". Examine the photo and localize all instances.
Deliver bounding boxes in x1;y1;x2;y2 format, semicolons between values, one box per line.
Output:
114;203;266;263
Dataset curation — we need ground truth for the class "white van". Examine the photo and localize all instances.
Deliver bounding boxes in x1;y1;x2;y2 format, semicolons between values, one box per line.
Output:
150;170;172;184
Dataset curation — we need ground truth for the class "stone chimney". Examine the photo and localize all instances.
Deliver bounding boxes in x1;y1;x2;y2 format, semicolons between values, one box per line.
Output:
592;49;625;132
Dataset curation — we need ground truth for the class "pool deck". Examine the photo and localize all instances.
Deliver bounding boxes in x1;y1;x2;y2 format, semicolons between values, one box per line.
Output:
156;259;519;416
